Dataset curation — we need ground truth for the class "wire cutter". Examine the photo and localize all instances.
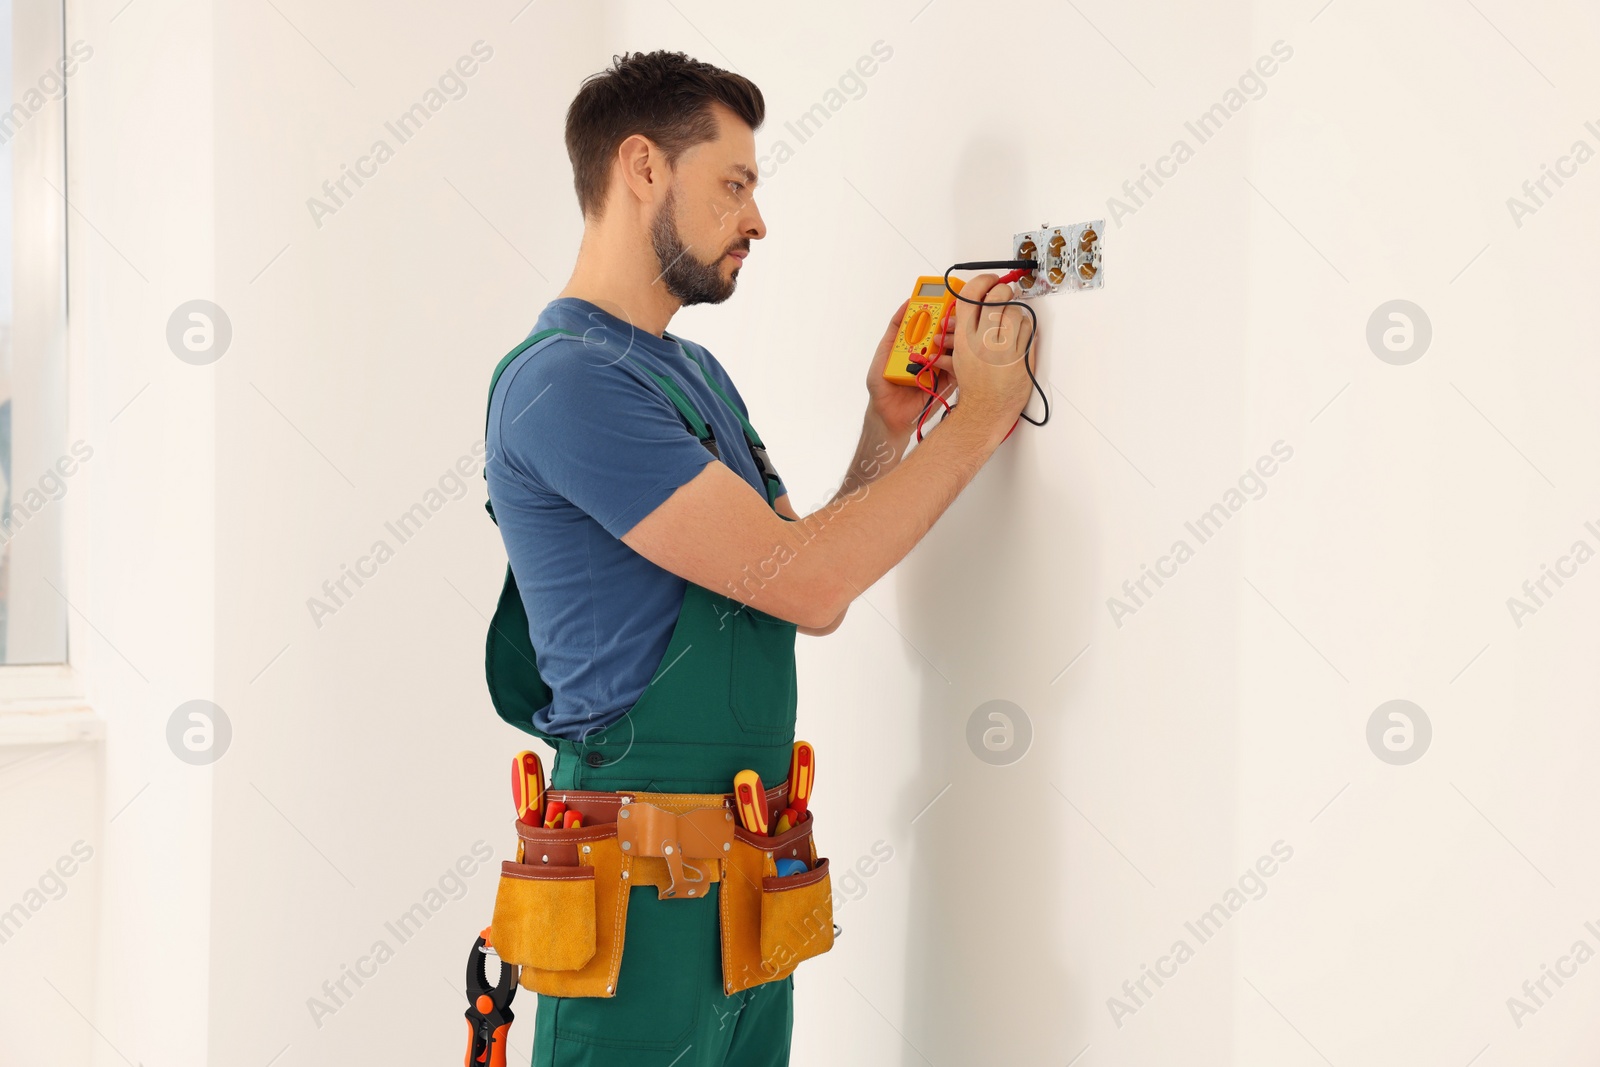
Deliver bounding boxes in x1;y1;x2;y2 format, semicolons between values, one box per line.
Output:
464;928;519;1067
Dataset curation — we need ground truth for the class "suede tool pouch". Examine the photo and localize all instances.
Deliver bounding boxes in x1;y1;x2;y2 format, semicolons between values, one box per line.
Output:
721;817;834;995
491;862;595;971
760;857;833;969
490;820;631;998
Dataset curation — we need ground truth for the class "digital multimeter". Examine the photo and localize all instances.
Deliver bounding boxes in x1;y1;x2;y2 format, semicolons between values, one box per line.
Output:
883;275;964;387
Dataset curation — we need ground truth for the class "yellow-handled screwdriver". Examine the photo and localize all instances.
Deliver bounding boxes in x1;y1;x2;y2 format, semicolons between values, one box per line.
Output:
732;769;769;835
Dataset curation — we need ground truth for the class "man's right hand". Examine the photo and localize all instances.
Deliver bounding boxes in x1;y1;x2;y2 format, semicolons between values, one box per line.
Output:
946;273;1039;435
623;278;1045;631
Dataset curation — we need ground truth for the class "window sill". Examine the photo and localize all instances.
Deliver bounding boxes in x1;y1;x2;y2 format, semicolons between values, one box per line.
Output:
0;666;99;745
0;701;101;745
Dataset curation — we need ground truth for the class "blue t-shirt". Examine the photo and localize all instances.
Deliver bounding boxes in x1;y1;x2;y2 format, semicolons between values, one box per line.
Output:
485;297;786;741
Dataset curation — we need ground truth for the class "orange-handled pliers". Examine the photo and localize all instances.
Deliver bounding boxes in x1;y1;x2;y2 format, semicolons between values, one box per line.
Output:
464;928;518;1067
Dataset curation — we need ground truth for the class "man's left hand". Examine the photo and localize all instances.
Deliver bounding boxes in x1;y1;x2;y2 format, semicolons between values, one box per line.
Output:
865;298;956;440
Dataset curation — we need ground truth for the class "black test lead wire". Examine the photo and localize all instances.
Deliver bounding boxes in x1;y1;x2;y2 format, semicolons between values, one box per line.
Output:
938;259;1050;428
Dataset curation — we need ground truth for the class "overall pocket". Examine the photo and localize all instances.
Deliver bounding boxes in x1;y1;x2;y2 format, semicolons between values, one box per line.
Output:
493;820;631;998
727;602;798;739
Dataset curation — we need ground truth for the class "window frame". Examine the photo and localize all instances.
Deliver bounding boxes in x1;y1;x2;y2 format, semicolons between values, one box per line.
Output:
0;0;87;737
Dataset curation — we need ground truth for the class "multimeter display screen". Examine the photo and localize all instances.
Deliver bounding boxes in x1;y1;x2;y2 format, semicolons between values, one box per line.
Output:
916;282;947;297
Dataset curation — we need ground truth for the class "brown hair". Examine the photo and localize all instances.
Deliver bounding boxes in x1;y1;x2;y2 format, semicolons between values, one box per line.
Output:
564;51;764;219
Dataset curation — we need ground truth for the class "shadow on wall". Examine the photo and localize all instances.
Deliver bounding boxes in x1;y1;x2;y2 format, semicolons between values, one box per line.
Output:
891;134;1097;1064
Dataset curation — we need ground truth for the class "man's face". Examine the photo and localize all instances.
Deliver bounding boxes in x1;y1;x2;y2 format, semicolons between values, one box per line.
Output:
650;103;765;307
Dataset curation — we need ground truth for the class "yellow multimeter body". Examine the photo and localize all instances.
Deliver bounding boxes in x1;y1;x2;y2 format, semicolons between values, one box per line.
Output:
883;275;964;387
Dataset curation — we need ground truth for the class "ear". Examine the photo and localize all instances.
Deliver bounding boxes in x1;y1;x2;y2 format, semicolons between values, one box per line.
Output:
615;133;664;207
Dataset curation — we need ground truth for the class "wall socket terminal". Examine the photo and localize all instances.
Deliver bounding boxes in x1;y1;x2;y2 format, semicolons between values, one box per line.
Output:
1011;221;1103;298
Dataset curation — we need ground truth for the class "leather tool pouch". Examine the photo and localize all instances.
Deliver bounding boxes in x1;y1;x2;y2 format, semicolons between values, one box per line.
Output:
489;789;834;999
722;815;835;995
491;820;624;997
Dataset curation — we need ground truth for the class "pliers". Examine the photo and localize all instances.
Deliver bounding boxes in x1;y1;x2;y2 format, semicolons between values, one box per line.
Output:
464;928;519;1067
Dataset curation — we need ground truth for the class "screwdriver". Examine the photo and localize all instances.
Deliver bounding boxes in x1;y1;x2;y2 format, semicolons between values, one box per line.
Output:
511;750;545;826
786;741;815;821
733;769;769;835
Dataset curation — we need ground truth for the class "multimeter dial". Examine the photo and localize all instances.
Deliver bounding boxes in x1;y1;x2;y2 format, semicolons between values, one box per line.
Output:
907;309;932;345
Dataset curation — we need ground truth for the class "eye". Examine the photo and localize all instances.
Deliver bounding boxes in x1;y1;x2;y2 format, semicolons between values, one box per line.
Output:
728;180;745;194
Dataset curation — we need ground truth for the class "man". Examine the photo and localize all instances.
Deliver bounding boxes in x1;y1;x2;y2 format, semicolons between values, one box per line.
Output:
484;50;1037;1066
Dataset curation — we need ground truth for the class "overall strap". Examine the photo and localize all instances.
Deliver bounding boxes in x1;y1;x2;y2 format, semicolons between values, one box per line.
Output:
666;336;765;446
483;326;781;513
665;334;785;506
616;357;717;452
618;347;785;506
486;328;571;429
483;328;726;515
484;327;573;525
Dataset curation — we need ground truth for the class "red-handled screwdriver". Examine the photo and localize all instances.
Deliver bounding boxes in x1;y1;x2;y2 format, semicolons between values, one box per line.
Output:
786;741;815;821
511;750;544;826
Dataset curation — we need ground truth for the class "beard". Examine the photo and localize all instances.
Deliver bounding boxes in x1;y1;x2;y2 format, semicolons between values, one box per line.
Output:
650;185;741;307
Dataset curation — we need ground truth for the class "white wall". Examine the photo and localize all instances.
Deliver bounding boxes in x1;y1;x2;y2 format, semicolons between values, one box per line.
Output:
1239;3;1600;1063
209;3;600;1065
8;0;220;1065
9;0;1599;1065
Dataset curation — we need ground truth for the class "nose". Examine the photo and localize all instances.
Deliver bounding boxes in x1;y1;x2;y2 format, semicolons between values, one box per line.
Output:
741;197;766;243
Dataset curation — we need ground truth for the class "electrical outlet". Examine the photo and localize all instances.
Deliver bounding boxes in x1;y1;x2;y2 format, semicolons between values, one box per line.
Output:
1011;232;1046;298
1012;220;1103;297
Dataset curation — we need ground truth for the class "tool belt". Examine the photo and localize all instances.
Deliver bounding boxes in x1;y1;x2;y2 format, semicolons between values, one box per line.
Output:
489;783;834;998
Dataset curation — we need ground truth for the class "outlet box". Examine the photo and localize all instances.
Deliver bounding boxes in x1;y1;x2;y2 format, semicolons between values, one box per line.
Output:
1012;220;1103;298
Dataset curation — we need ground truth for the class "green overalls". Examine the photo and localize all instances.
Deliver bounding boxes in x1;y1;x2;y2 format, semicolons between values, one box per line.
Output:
485;328;801;1066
